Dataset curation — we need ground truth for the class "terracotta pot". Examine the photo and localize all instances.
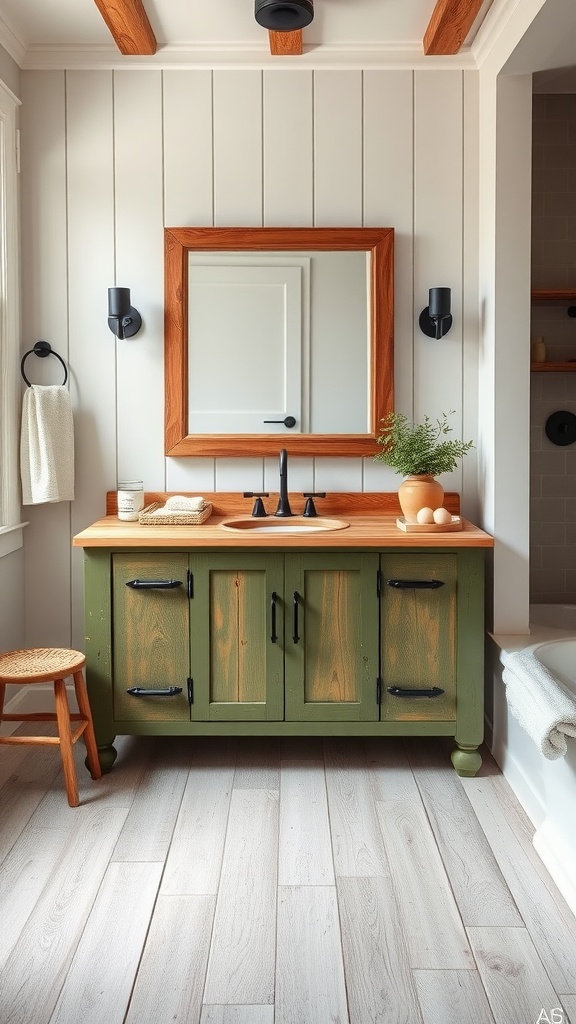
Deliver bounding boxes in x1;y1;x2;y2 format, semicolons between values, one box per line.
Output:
397;474;444;523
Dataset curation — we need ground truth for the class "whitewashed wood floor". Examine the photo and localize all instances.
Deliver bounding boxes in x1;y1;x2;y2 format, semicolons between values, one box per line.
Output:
0;731;575;1024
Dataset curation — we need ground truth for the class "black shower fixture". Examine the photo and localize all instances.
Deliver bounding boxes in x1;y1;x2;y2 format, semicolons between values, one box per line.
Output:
255;0;314;31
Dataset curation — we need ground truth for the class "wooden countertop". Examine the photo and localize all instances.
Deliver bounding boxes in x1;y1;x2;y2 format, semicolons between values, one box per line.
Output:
74;492;493;549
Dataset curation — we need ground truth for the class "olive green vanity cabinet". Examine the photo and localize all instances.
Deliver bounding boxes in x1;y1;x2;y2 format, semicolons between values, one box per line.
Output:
83;544;485;776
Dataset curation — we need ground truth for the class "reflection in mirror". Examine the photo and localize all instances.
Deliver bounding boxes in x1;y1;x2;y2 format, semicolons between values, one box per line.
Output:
165;227;394;457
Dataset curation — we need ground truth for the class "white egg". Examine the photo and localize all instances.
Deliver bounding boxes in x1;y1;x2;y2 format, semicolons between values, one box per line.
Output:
416;506;435;525
433;507;452;525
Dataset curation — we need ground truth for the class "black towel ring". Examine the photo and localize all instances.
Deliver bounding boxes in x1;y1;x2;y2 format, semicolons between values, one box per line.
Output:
21;341;68;388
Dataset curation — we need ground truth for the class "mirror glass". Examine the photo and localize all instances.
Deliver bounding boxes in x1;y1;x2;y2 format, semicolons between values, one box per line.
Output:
165;227;394;457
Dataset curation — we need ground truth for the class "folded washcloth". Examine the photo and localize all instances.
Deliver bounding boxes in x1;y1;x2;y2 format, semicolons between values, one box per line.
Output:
501;649;576;759
20;384;75;504
164;495;205;512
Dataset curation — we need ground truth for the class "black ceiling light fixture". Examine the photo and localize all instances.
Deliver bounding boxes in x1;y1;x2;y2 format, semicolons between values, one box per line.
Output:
255;0;314;31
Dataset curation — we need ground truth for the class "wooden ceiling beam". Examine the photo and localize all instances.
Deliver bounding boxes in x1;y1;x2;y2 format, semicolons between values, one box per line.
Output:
268;30;303;55
93;0;157;55
423;0;486;55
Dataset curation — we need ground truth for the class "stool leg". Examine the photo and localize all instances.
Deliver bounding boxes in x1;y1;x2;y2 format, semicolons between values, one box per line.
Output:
54;678;79;807
72;670;102;780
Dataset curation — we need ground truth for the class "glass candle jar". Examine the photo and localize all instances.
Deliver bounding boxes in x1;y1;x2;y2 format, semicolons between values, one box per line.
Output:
117;480;144;521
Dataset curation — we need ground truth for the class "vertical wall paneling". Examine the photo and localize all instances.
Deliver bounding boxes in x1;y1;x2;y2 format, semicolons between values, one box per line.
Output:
114;71;165;489
263;70;313;227
213;71;263;227
20;72;72;647
462;71;480;523
413;71;464;493
67;71;116;648
163;70;214;228
363;70;415;493
314;71;362;226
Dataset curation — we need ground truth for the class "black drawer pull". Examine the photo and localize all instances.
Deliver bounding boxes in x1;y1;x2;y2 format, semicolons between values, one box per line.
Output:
386;578;444;590
126;579;183;589
271;591;278;644
387;686;445;698
292;591;300;644
127;686;183;697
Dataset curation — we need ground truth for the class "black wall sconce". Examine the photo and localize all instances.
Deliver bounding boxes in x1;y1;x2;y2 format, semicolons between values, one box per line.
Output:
255;0;314;30
107;287;142;340
419;287;453;339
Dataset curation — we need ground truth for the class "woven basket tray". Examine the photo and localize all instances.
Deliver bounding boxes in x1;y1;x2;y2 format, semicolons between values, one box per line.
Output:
138;501;213;526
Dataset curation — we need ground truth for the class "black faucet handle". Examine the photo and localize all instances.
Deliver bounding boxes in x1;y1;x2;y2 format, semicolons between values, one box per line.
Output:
243;491;269;517
302;492;326;517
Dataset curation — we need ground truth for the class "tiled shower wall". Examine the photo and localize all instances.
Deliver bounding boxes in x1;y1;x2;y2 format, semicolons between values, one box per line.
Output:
530;94;576;603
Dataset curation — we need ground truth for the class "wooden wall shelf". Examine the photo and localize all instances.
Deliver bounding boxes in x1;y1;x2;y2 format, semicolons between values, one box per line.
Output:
531;362;576;372
531;289;576;301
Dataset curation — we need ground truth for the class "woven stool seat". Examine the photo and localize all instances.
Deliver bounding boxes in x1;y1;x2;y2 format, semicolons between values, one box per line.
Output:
0;647;102;806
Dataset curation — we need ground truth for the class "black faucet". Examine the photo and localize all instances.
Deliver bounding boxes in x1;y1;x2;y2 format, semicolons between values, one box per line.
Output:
275;448;293;517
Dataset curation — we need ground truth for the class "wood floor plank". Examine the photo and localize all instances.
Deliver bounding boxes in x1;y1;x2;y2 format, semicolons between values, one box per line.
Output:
161;753;236;896
337;875;422;1024
376;799;474;969
279;759;334;885
126;895;215;1024
203;789;278;1004
233;737;281;789
406;739;523;926
112;744;189;861
414;969;496;1023
324;738;390;877
462;775;576;992
468;926;564;1024
276;885;349;1024
49;862;163;1024
364;737;422;803
201;1007;275;1023
0;806;129;1024
561;995;576;1022
0;746;62;864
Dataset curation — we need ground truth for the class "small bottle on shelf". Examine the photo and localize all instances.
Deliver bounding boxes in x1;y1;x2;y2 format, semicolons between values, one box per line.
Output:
531;337;546;362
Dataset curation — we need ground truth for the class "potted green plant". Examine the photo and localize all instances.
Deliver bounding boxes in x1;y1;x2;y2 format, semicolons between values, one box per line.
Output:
374;410;474;522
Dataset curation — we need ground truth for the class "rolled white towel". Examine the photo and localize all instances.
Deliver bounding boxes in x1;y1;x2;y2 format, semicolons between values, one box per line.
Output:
501;649;576;759
164;495;205;512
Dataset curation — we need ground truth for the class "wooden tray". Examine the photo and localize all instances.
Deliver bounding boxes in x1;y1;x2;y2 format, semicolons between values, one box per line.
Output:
396;516;462;533
139;501;212;525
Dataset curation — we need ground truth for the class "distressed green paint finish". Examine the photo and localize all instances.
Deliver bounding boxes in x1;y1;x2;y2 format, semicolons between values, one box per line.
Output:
190;553;284;721
380;552;458;722
112;553;191;722
284;553;379;721
452;547;485;772
83;549;117;770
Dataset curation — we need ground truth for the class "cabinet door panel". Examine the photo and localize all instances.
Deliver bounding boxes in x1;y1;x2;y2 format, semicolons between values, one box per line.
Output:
112;553;191;722
191;554;284;720
380;552;457;721
285;553;379;721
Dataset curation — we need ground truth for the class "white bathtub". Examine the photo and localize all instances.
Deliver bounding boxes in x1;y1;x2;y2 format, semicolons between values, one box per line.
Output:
490;605;576;917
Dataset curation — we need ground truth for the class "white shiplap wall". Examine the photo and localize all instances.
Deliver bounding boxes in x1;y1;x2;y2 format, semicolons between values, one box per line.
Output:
19;68;478;649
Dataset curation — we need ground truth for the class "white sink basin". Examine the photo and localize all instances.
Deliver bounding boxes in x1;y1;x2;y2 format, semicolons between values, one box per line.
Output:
220;516;350;533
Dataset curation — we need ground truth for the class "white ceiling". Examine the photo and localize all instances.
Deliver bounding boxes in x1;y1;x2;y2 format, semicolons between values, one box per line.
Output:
0;0;495;68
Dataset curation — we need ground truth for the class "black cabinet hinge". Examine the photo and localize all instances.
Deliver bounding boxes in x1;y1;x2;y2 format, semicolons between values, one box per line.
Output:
187;570;194;599
376;677;382;705
376;569;382;599
187;677;194;705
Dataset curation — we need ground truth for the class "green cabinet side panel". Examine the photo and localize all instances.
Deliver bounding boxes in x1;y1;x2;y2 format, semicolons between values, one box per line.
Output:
284;552;379;721
112;552;191;722
380;552;457;721
190;553;285;721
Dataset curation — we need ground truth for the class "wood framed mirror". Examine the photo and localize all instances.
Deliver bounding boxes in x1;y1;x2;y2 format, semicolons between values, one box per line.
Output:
165;226;394;457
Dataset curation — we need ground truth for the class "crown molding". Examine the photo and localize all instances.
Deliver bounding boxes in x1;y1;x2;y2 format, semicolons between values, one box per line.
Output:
19;41;478;72
0;14;27;67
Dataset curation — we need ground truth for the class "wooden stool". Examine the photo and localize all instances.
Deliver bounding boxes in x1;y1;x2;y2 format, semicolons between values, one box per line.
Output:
0;648;102;806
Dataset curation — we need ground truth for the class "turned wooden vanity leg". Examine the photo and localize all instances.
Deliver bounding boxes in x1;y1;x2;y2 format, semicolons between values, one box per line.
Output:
451;743;482;777
85;739;117;775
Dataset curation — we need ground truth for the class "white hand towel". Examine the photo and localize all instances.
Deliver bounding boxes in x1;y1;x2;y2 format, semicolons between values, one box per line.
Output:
20;385;75;504
501;649;576;759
